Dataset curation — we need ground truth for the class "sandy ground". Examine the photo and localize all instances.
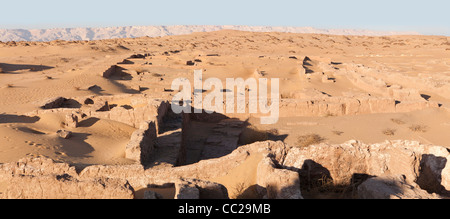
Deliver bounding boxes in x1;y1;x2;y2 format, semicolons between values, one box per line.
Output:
0;30;449;198
251;107;450;148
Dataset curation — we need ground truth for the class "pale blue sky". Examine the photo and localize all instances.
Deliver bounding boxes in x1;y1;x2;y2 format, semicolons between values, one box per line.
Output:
1;0;449;35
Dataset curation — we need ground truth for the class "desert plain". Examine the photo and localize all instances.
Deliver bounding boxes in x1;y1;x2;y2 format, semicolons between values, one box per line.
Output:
0;30;450;199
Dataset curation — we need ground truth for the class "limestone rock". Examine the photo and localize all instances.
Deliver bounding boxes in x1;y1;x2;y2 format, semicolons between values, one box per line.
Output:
357;175;440;199
1;175;135;199
175;178;228;199
125;120;157;164
92;101;110;112
256;157;303;199
57;129;72;139
0;157;78;177
2;138;449;199
282;140;450;193
65;113;78;128
79;164;145;188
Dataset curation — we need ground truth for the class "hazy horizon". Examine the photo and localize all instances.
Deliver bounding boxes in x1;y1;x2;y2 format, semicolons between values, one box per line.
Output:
1;0;449;36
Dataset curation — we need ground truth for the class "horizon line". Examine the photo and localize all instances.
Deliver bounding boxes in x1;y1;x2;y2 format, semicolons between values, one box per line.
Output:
0;24;423;34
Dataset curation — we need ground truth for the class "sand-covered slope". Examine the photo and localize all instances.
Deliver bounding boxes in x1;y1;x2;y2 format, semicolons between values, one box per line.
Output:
0;30;449;185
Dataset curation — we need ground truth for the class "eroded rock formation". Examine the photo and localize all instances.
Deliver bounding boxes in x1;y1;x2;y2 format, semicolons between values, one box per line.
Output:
1;140;448;199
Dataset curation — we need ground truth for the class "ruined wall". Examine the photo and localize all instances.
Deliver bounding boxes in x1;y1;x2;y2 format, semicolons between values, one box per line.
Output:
125;120;157;164
79;141;289;188
2;175;134;199
278;97;439;117
25;95;171;165
27;95;171;129
282;140;450;193
0;157;134;199
336;63;450;103
86;98;171;130
1;140;450;199
174;178;229;199
177;112;190;166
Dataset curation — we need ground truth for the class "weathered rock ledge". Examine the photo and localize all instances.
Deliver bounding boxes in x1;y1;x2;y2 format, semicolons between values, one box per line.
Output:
1;140;449;199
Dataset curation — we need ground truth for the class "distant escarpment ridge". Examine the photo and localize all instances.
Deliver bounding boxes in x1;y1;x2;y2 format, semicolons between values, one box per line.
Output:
0;25;421;42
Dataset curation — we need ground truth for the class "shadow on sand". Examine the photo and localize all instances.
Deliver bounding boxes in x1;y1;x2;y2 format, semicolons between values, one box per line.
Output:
0;63;54;74
0;114;40;124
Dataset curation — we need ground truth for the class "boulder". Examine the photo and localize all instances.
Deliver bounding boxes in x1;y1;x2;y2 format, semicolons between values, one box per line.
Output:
57;129;72;139
357;175;440;199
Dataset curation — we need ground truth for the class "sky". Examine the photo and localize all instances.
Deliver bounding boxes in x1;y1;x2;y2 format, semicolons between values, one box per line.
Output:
0;0;449;35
